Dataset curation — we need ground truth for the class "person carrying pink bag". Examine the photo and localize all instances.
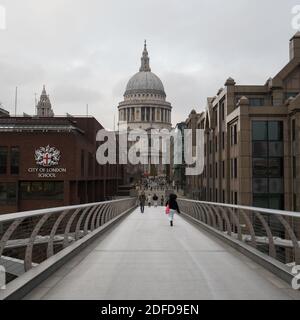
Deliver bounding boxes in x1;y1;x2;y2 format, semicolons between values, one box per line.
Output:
165;194;180;227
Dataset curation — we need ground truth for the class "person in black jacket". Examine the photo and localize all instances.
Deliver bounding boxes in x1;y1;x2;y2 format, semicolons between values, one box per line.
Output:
153;194;158;207
165;194;180;227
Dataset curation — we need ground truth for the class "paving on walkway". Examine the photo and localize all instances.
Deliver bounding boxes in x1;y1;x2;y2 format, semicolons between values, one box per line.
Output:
24;207;300;300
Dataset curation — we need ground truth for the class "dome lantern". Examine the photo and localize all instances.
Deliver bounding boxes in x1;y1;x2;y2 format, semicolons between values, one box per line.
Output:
140;40;151;72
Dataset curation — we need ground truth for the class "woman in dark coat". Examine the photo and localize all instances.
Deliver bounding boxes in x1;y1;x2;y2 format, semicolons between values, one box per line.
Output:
166;194;180;227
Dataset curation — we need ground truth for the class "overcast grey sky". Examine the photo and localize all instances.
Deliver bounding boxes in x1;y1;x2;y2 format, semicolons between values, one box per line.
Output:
0;0;299;128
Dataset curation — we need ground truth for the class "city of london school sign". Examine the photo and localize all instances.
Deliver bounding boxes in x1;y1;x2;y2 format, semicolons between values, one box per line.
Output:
27;145;67;178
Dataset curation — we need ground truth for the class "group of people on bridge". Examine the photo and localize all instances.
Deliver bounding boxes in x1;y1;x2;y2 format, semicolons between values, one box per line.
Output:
138;192;180;227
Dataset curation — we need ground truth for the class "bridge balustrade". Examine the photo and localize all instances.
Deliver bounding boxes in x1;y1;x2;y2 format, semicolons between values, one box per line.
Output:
0;198;137;287
178;199;300;266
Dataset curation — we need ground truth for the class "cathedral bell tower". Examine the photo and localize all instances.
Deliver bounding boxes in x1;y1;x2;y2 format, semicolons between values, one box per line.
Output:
36;85;54;117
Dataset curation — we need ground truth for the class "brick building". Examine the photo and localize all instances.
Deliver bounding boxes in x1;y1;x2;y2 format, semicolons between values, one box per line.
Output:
0;88;123;214
0;115;123;214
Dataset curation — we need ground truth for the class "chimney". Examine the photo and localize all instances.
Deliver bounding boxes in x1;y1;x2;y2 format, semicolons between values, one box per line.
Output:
290;32;300;60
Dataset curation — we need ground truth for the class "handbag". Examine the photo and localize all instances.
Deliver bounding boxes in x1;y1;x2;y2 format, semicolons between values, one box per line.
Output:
165;205;170;215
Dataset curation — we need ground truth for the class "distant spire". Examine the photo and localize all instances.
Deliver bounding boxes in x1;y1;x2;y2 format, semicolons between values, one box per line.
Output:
42;84;47;95
139;40;151;72
36;85;54;117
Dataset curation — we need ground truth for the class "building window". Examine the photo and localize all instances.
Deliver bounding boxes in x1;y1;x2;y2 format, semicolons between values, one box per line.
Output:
253;121;283;143
10;147;20;175
234;124;237;144
0;147;8;174
222;161;225;179
252;121;284;210
230;158;238;179
20;181;64;200
0;182;17;204
222;132;225;150
215;162;218;179
221;102;225;121
213;108;218;127
249;98;264;107
231;124;238;145
215;136;218;153
268;121;283;141
253;158;268;177
268;158;283;177
234;158;238;178
252;121;268;141
292;119;296;141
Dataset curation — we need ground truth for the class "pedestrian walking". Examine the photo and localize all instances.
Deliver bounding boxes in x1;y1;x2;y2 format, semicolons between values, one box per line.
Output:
165;194;180;227
153;194;158;207
161;195;164;206
139;193;146;213
147;195;152;208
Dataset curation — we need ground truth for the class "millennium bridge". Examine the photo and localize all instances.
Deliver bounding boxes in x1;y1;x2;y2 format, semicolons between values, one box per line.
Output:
0;198;300;300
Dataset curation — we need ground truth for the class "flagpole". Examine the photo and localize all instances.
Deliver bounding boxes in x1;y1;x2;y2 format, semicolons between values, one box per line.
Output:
14;86;18;116
34;92;38;115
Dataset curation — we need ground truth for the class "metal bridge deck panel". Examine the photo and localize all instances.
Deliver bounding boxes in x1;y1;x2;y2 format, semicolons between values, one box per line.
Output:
24;207;300;300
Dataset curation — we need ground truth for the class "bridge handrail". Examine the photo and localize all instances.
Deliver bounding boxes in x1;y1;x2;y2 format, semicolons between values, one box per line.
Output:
0;198;136;223
177;198;300;267
178;198;300;218
0;198;137;291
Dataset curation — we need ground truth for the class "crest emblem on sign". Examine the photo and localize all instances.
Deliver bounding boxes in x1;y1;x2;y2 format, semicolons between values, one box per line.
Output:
35;145;61;167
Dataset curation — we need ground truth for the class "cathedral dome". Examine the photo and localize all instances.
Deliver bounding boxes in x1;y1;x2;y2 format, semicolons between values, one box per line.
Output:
124;41;166;97
125;71;165;95
118;41;172;131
